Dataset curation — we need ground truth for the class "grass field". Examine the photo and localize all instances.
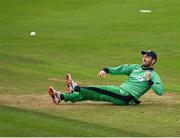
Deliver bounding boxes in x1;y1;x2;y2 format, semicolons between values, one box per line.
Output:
0;0;180;136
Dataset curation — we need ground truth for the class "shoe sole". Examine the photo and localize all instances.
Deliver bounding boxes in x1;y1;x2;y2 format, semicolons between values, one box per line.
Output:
48;86;59;105
65;73;72;93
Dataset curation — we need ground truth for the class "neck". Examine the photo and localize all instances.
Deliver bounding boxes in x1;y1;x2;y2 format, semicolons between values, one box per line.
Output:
141;65;154;71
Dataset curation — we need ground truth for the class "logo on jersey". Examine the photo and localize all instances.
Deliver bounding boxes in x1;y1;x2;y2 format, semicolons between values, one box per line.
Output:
129;75;146;81
133;69;141;72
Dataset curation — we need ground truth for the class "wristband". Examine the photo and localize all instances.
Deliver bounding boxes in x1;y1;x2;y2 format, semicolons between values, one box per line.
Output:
103;68;109;73
147;79;154;86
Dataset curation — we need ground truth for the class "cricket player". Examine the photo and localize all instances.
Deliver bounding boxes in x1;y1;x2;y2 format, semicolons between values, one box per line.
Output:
48;50;164;105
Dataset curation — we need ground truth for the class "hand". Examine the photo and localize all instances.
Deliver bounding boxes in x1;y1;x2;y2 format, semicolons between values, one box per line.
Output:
98;70;107;79
145;71;151;81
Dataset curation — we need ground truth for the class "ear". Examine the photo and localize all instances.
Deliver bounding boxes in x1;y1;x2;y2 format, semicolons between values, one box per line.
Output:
152;58;155;64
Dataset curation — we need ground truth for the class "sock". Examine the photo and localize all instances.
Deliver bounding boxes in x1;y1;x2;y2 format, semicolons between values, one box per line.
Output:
74;86;80;92
60;94;64;100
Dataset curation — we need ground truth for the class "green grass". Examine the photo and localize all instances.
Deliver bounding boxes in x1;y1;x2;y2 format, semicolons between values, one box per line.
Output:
0;0;180;136
0;101;180;137
0;105;131;137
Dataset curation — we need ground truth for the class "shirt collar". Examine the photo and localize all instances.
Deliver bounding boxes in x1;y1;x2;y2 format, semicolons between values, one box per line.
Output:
141;65;154;71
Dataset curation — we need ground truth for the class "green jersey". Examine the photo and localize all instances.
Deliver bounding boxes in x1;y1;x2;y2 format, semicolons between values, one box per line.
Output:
107;64;164;99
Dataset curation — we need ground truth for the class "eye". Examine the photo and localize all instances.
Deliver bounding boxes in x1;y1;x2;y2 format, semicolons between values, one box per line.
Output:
144;55;147;58
146;55;151;59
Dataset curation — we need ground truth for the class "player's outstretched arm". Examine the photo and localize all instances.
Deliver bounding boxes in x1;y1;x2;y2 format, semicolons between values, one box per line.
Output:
99;64;136;76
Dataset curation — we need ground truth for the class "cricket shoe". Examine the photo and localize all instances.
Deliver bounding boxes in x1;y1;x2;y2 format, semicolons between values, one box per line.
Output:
48;86;61;104
65;73;78;93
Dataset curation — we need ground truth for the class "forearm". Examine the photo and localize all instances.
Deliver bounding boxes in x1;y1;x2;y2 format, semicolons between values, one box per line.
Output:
103;68;109;73
103;67;122;75
102;65;131;75
148;80;164;95
151;83;165;95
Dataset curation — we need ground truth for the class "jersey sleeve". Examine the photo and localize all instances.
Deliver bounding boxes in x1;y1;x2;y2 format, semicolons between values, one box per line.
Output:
151;73;165;96
108;64;137;76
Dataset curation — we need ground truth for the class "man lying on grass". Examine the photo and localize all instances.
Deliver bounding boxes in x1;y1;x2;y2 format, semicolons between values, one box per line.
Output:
48;50;164;105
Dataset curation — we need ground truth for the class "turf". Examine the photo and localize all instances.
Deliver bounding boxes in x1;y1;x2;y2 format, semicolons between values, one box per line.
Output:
0;105;131;137
0;0;180;136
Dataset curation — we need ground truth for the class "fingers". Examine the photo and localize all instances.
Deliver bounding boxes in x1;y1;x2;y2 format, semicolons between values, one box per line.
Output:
98;70;106;79
145;71;151;75
100;73;106;79
145;71;151;81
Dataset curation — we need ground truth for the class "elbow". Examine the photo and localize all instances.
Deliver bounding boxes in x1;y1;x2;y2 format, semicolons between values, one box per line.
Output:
157;91;164;96
153;86;165;96
156;87;165;96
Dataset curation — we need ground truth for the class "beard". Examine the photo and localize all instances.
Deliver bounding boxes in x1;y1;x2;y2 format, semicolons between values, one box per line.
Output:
142;62;152;67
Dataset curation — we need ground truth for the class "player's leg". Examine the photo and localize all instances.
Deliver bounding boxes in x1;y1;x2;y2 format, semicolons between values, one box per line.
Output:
48;86;85;104
48;85;126;105
49;73;134;105
74;85;131;105
63;92;85;102
48;85;135;105
65;73;133;105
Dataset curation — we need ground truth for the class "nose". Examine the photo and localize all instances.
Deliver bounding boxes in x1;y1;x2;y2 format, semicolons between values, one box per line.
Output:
143;58;146;62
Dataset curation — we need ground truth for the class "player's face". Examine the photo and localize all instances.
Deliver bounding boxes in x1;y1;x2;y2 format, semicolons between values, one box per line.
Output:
142;54;155;67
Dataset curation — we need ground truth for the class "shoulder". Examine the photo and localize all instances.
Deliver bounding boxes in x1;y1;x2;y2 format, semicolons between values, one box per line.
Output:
122;64;141;71
151;70;159;75
151;70;161;78
127;64;141;69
